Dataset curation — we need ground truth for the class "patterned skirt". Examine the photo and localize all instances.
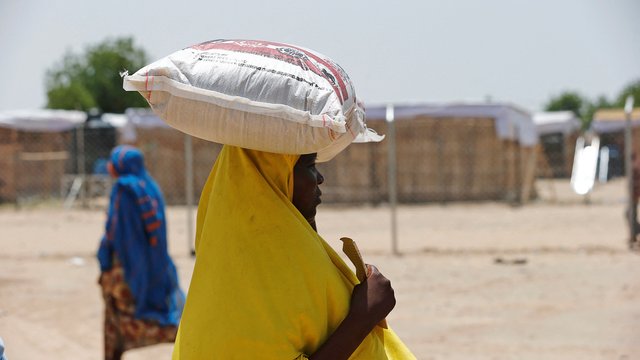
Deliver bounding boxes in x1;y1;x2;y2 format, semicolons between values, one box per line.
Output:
99;264;178;360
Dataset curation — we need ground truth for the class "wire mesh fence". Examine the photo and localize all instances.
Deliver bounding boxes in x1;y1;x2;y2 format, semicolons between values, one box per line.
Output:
5;106;640;211
0;115;221;208
319;117;537;205
0;107;633;209
3;106;639;258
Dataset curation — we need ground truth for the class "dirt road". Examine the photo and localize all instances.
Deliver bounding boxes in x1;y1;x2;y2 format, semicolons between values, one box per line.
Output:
1;179;638;359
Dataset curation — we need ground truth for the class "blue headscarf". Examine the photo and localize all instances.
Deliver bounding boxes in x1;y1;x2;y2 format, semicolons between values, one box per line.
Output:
97;145;184;326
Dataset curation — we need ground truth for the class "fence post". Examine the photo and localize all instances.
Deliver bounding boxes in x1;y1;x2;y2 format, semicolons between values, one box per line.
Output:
77;126;88;208
625;96;635;249
184;134;196;256
386;104;399;255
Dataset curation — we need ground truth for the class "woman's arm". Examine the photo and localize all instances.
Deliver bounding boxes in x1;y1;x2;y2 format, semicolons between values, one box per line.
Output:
309;265;396;360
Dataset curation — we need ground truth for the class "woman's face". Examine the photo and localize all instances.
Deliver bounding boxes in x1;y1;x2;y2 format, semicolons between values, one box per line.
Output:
292;153;324;227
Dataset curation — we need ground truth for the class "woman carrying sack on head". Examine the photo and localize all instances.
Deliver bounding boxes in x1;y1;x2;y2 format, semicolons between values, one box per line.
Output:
172;146;415;359
97;145;185;360
122;39;415;359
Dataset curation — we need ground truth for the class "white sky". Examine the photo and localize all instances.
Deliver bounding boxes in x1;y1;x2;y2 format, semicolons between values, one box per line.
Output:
1;0;638;112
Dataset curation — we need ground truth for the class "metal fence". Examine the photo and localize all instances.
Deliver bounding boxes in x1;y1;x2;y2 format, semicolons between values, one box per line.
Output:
0;113;599;208
7;104;640;211
3;106;638;256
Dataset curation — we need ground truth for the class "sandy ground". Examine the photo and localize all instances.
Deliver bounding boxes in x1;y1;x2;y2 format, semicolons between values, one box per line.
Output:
1;178;639;359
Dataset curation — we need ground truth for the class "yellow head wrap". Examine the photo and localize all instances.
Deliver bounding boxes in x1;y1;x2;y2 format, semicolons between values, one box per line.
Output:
173;145;414;359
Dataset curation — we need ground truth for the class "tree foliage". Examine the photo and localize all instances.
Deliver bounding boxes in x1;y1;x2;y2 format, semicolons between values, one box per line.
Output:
544;91;588;118
544;79;640;129
615;79;640;108
544;91;592;128
46;37;149;113
583;94;614;127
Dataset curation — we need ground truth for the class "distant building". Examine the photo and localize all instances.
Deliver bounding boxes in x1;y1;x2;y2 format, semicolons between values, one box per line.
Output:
592;108;640;178
532;111;581;178
319;103;539;204
0;109;85;203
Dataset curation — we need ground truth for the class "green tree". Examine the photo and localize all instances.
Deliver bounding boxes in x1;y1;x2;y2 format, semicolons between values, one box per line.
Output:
544;91;590;129
615;79;640;108
46;37;149;113
544;91;587;118
584;94;613;126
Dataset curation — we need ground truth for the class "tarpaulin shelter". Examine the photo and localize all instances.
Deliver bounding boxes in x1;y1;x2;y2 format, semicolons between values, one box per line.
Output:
533;111;581;178
318;103;539;204
592;107;640;178
0;109;86;203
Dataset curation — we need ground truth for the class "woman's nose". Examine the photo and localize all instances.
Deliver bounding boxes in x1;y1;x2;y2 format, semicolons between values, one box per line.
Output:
317;171;324;185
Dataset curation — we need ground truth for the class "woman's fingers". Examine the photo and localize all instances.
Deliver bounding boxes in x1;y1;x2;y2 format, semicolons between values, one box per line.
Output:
350;264;396;327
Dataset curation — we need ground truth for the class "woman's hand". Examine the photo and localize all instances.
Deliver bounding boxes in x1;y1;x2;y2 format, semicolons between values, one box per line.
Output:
309;264;396;360
348;264;396;328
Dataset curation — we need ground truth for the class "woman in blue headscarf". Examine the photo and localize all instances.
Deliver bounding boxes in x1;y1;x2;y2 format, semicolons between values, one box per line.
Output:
97;145;185;360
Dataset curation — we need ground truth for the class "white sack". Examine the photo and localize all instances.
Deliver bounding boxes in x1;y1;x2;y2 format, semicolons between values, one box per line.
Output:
123;39;382;162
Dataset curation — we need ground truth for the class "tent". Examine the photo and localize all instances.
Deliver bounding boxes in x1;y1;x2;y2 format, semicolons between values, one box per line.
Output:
318;103;538;204
533;111;581;178
0;109;86;203
592;108;640;178
0;107;219;205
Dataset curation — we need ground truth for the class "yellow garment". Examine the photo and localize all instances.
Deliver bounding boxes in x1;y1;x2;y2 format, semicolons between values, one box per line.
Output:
173;145;415;359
